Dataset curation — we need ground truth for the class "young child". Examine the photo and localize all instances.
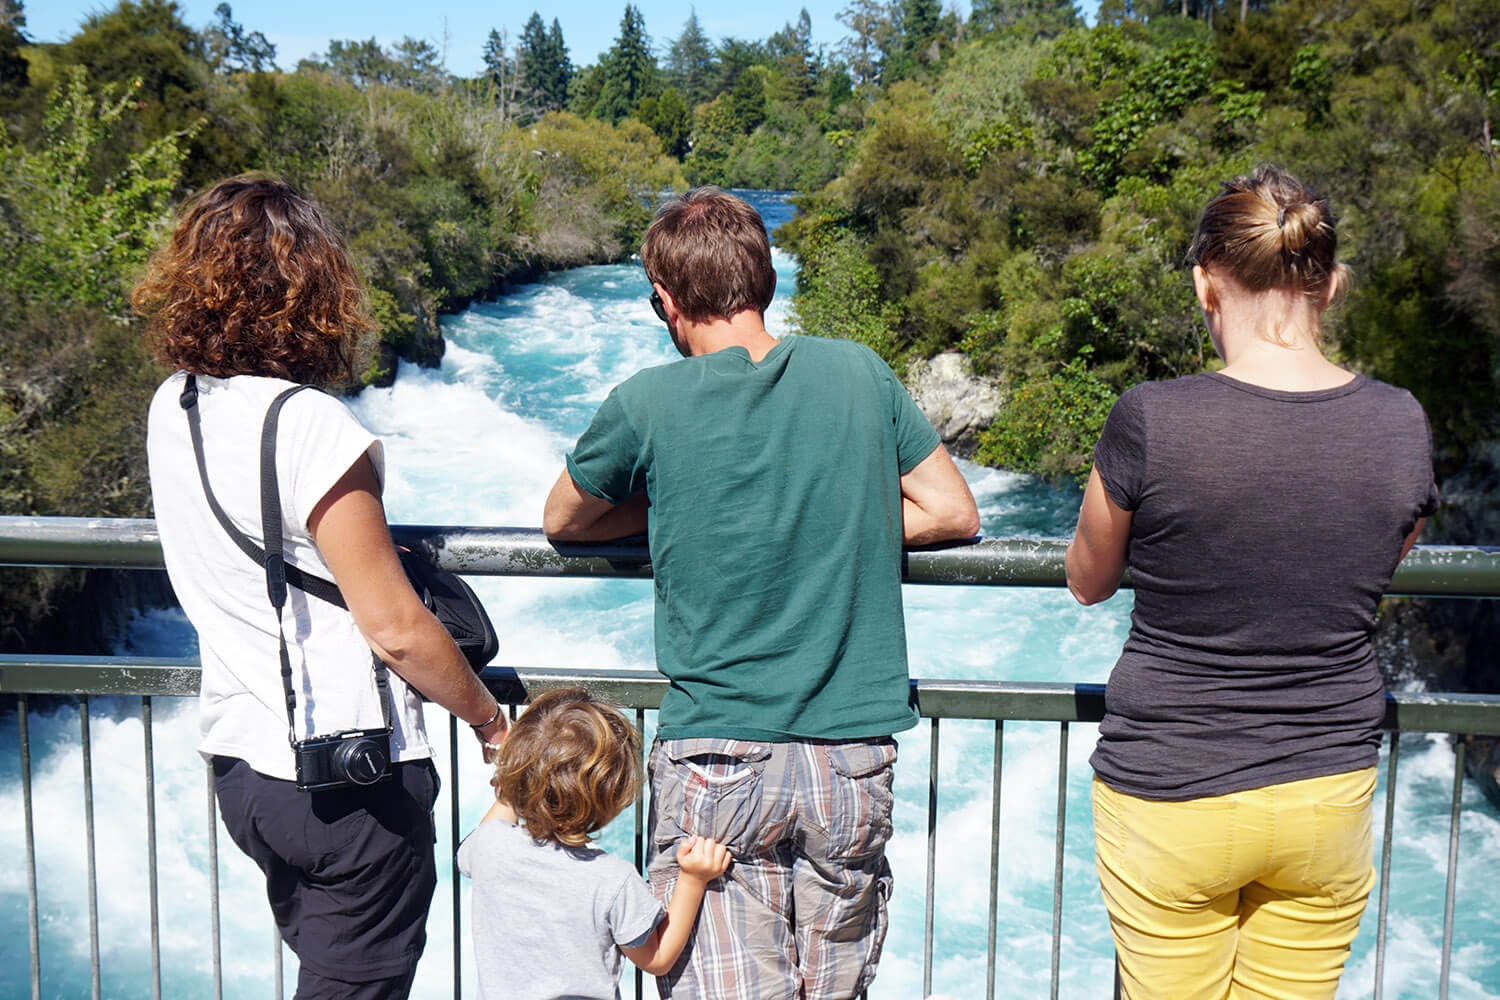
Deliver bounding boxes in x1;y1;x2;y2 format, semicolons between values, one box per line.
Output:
457;687;732;999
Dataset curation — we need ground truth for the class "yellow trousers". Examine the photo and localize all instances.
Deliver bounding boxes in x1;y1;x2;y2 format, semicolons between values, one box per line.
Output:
1092;767;1377;1000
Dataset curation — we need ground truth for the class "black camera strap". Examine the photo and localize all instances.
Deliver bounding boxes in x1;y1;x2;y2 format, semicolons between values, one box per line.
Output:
180;375;393;748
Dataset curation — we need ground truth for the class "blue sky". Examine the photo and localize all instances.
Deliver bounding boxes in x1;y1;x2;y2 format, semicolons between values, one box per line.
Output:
29;1;1099;80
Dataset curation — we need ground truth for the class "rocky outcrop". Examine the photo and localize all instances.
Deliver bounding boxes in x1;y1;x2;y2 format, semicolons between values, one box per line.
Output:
905;352;1004;459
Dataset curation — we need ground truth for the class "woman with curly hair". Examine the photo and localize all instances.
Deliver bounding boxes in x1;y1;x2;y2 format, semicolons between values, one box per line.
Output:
136;173;508;1000
1066;165;1438;999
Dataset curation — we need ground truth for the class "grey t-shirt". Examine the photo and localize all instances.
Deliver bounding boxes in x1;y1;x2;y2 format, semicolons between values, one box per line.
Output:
1088;372;1438;801
456;817;664;1000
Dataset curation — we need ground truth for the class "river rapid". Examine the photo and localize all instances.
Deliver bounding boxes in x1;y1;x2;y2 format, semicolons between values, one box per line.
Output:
2;191;1498;999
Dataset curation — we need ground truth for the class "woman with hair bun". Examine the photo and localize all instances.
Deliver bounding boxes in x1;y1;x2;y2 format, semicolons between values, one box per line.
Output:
1066;165;1438;1000
135;174;507;1000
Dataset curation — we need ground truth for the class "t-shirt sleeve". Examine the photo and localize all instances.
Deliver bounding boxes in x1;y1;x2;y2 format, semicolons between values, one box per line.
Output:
872;355;941;474
1093;388;1147;512
566;388;647;504
278;390;385;534
609;874;665;950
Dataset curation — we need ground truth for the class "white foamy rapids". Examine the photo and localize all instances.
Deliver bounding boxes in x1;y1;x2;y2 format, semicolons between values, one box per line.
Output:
6;247;1499;997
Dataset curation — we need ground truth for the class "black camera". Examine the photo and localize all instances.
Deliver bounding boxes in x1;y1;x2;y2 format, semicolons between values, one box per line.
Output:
293;727;392;792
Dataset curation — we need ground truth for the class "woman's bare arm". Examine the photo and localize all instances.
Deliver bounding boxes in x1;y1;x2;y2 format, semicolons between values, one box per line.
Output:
309;454;505;751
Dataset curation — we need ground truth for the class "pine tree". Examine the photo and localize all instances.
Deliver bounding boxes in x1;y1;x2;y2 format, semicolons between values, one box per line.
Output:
0;0;27;96
768;9;818;100
594;4;657;123
516;13;571;112
546;19;573;108
665;9;716;107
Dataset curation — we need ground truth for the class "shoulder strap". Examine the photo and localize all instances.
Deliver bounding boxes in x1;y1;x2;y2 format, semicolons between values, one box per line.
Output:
180;376;346;607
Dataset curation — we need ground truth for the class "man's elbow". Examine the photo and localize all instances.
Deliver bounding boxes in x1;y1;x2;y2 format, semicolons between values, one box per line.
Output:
936;501;981;542
953;504;981;540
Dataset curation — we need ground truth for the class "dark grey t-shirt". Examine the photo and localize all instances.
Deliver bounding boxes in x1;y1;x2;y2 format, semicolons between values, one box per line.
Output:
1088;372;1439;800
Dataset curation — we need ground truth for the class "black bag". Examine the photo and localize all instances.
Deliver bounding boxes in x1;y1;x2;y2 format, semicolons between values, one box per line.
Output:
396;546;498;672
180;375;499;674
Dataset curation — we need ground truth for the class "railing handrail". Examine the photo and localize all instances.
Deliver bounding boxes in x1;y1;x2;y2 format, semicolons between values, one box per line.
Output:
2;516;1500;597
5;657;1499;735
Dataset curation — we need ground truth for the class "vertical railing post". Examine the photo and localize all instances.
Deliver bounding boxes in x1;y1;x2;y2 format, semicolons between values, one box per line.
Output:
1439;736;1467;1000
634;707;647;1000
207;761;223;1000
142;697;162;1000
451;713;462;1000
1373;733;1401;1000
20;694;41;1000
1050;722;1069;1000
923;718;940;998
81;696;101;1000
985;721;1003;1000
272;929;284;1000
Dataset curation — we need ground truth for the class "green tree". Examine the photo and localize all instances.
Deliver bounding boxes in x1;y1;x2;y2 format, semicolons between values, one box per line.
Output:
59;0;203;105
714;37;768;94
727;66;768;133
203;3;275;73
390;36;443;92
515;15;572;114
971;0;1079;35
636;86;692;157
0;66;191;314
306;38;398;87
768;9;819;99
665;9;717;106
838;0;897;88
0;0;28;96
545;20;573;108
594;5;657;123
482;28;523;115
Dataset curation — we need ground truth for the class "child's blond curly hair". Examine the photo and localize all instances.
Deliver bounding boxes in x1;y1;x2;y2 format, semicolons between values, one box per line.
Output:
490;687;641;847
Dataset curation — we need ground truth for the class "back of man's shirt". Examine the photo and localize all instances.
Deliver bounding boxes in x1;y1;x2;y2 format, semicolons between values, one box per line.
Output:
567;334;940;741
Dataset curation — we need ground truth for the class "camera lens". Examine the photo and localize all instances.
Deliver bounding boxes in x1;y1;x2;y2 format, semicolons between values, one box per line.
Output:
334;737;389;785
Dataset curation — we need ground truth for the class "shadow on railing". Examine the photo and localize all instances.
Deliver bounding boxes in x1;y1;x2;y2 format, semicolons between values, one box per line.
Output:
3;517;1500;1000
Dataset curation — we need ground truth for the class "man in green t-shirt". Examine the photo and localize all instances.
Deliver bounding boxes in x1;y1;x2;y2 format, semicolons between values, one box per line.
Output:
543;187;979;1000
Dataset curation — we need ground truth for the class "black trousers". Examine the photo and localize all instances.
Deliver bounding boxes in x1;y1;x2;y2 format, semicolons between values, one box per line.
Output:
212;756;440;1000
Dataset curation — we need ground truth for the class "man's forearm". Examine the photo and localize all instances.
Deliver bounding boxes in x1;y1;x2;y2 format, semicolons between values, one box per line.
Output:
568;491;649;540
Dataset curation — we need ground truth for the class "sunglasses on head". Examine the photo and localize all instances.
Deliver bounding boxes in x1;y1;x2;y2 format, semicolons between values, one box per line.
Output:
649;290;669;323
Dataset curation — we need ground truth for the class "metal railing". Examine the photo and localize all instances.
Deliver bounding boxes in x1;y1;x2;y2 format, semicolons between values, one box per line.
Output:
3;517;1500;1000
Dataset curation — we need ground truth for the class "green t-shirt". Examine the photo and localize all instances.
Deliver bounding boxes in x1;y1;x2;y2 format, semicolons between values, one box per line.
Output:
567;334;940;741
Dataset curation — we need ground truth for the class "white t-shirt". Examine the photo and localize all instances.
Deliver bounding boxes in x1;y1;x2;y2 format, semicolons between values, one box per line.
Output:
147;371;432;781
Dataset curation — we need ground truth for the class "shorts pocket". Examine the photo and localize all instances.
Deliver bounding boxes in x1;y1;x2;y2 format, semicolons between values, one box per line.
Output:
661;739;773;854
1117;795;1237;903
824;740;897;862
1306;795;1374;907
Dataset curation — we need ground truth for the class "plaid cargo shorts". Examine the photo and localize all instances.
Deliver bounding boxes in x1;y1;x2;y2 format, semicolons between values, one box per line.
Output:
646;736;897;1000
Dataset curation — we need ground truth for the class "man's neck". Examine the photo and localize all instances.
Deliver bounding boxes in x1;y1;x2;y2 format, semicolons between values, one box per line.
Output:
679;310;779;362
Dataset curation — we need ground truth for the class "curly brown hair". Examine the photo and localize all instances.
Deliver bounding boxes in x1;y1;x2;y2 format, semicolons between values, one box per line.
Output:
491;688;641;847
132;173;369;386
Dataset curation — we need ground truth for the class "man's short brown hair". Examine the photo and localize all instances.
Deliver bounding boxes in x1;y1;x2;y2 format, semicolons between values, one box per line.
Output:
640;187;776;324
489;688;641;847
